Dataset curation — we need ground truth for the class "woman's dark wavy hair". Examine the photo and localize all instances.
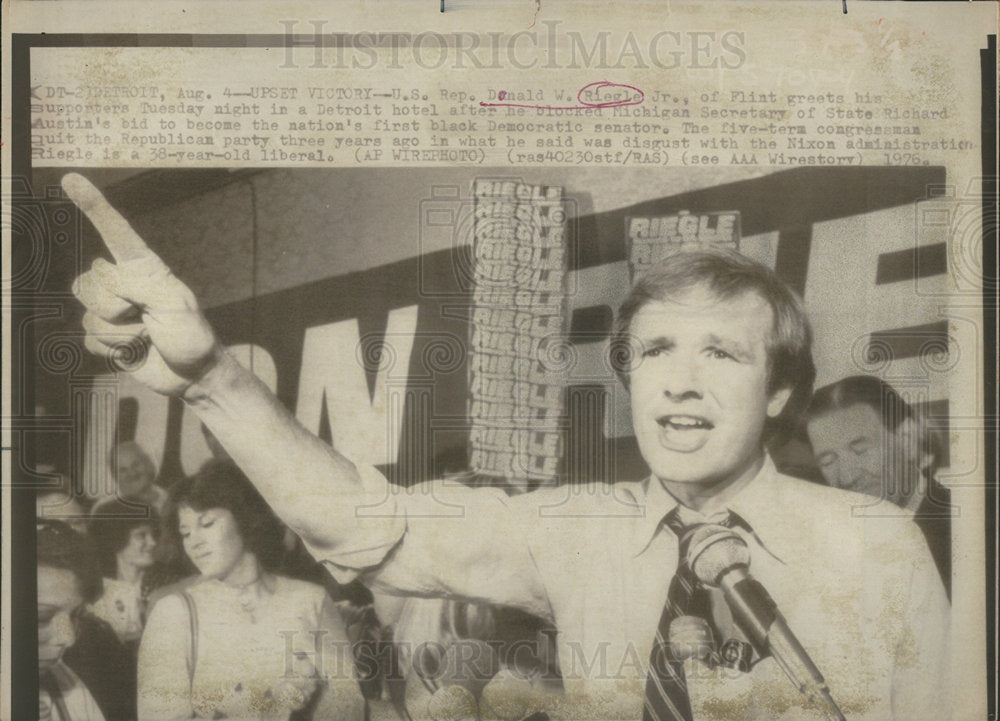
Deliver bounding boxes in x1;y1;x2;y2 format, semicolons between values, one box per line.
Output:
87;504;161;578
164;460;287;571
609;248;816;442
37;520;103;603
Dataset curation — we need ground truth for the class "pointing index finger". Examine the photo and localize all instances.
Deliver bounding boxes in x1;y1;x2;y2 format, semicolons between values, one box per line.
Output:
61;173;155;263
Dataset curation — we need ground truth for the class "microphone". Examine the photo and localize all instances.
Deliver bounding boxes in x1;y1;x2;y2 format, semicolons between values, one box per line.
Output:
686;525;848;721
480;668;545;721
426;684;478;721
667;615;716;665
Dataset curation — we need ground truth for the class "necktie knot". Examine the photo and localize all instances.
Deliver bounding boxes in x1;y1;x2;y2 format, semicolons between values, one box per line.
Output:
664;508;741;572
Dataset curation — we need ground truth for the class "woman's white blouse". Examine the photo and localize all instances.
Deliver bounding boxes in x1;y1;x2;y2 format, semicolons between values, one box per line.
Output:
138;574;366;721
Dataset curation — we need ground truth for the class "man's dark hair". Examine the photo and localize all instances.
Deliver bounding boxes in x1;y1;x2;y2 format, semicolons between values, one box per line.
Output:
610;248;816;438
808;375;914;429
37;520;103;603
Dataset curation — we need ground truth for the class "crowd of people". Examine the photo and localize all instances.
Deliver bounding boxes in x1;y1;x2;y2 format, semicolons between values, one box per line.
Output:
34;172;951;721
35;443;560;721
37;454;361;720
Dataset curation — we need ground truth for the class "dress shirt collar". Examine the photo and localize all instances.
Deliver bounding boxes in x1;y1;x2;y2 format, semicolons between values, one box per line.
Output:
630;455;791;564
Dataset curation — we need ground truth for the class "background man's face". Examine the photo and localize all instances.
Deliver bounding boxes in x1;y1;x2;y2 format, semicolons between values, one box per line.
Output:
115;444;155;498
627;286;789;493
37;565;83;670
807;404;898;501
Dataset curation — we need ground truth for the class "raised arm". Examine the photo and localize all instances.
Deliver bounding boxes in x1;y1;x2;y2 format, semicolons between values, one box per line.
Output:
66;173;397;555
68;173;547;613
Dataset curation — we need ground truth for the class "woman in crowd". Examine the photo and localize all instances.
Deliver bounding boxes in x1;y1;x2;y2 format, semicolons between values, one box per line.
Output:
88;507;160;648
138;460;366;721
37;520;107;721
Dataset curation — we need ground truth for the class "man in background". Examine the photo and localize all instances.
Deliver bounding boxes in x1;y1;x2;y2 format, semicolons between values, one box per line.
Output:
806;375;953;595
91;441;168;516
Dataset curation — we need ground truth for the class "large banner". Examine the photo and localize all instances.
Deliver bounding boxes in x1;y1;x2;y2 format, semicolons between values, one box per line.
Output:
19;165;956;494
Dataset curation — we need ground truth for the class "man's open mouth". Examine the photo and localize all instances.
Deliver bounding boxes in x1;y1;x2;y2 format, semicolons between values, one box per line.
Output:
657;414;714;430
653;414;714;452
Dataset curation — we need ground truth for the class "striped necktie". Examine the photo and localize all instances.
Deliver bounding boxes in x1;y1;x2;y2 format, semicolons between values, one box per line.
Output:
642;510;733;721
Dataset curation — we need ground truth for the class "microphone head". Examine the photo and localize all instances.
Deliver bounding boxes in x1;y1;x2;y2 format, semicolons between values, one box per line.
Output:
480;668;543;721
439;639;501;698
426;684;478;721
686;524;750;586
668;615;715;663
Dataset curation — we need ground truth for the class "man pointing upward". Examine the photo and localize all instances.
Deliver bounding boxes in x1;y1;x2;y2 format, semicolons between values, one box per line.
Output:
68;173;948;721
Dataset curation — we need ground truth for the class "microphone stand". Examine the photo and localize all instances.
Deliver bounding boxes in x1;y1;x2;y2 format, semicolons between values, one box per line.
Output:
689;525;848;721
